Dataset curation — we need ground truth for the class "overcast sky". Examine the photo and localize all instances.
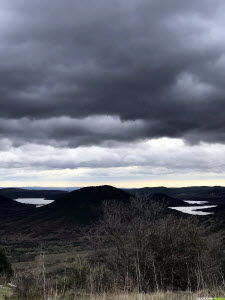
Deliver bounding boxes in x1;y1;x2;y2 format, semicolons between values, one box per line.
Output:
1;0;225;187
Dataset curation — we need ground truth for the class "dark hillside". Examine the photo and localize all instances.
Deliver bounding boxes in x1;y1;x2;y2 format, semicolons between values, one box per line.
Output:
0;188;68;200
147;193;189;207
0;195;33;218
128;186;225;205
0;186;191;237
39;185;131;224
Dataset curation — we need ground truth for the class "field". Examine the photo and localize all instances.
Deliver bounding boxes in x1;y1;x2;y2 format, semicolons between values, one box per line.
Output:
0;229;90;278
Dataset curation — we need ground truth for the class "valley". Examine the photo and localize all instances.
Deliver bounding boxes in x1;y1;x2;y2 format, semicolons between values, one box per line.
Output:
1;185;224;275
1;185;225;299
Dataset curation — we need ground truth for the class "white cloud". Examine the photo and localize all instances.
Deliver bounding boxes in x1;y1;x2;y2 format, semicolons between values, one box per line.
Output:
1;137;225;186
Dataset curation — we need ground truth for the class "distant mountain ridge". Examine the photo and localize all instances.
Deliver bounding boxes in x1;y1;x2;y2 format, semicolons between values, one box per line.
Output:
0;188;68;200
0;185;207;237
3;187;80;192
2;185;225;203
1;185;187;226
127;186;225;205
127;185;225;196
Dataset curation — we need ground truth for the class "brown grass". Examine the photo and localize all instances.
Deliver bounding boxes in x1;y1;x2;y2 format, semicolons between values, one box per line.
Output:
14;290;222;300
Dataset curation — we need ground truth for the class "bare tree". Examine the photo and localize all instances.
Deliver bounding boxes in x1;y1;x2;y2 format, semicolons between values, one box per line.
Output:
89;197;223;292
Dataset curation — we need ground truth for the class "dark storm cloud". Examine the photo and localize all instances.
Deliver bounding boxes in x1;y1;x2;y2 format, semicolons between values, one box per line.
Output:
0;116;148;147
1;0;225;146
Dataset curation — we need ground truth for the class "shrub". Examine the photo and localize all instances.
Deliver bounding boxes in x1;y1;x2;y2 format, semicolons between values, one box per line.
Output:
0;247;13;280
64;258;113;292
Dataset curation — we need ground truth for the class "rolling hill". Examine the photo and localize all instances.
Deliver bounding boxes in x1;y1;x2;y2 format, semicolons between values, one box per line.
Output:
0;195;33;218
128;186;225;205
0;185;190;234
0;188;67;200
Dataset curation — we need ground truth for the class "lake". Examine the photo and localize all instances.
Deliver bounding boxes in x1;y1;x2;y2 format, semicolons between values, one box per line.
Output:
15;198;54;207
169;205;217;215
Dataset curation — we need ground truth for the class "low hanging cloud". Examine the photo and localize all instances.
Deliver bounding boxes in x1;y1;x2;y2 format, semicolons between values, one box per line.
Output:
0;0;225;147
1;138;225;185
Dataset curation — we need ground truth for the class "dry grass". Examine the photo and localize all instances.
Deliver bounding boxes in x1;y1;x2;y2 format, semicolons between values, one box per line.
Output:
96;292;213;300
26;290;224;300
86;293;197;300
11;254;225;300
0;286;13;300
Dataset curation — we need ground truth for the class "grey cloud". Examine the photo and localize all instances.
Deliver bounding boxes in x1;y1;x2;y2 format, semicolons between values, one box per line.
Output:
0;116;148;147
0;0;225;146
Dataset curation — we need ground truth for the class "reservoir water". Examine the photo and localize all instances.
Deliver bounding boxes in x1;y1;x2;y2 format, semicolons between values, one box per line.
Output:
15;198;54;207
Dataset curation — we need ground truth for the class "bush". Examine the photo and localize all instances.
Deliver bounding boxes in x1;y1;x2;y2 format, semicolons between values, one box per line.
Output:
0;247;13;280
64;258;113;293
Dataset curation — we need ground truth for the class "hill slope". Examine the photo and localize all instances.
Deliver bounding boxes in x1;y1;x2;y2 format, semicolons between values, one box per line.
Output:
146;193;189;207
0;195;33;218
39;185;131;224
128;186;225;205
0;186;190;237
0;188;67;200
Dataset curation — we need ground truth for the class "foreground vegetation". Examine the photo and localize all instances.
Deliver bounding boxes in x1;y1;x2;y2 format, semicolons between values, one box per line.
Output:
1;198;225;299
1;287;225;300
0;287;13;300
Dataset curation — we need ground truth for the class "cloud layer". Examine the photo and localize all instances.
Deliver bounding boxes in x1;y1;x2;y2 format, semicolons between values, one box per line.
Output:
1;138;225;188
1;0;225;185
0;0;225;147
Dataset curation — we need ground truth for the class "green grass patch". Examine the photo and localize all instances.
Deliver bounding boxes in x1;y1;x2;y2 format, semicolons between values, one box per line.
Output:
0;286;13;300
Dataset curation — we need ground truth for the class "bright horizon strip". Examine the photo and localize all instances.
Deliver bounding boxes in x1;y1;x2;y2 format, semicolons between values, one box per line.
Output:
1;179;225;188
